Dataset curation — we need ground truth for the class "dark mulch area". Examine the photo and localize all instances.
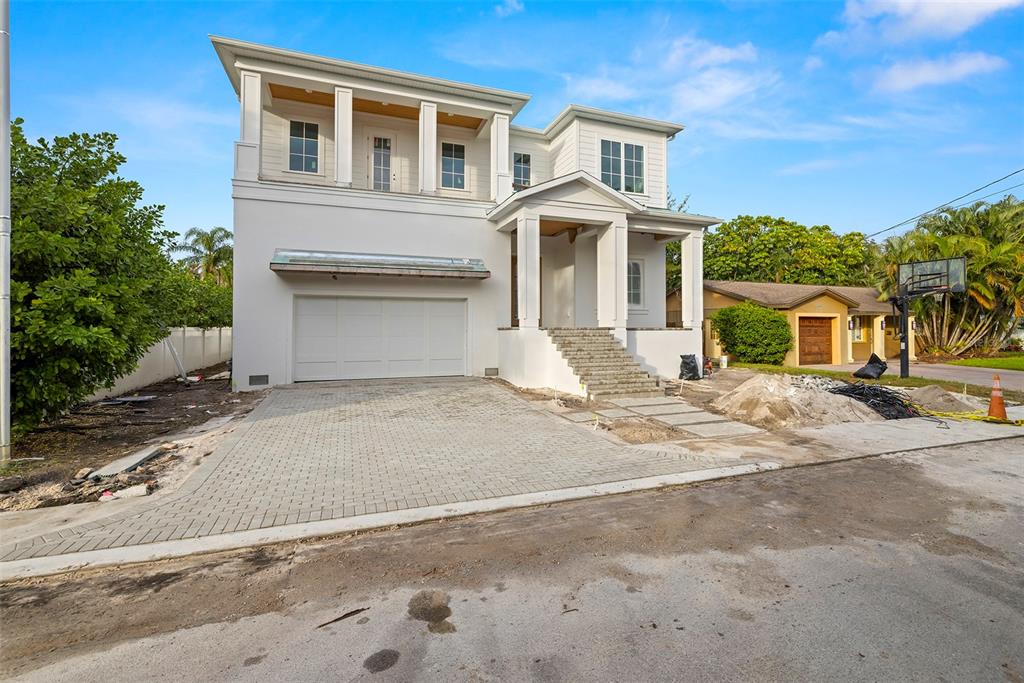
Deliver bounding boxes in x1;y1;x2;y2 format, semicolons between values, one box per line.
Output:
2;363;264;488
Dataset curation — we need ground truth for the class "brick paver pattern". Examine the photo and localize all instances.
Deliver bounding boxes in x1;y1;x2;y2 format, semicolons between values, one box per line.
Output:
1;378;731;561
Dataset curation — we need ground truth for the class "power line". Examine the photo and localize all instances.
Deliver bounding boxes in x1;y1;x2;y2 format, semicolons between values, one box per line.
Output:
948;181;1024;208
866;167;1024;239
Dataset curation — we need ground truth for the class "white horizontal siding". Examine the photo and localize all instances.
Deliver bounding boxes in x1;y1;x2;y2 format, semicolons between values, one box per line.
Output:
261;100;336;186
509;133;550;188
577;120;667;208
436;123;489;201
550;120;578;178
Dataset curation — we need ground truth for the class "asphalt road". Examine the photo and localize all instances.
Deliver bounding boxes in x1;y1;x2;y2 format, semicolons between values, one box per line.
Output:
808;361;1024;392
3;438;1022;682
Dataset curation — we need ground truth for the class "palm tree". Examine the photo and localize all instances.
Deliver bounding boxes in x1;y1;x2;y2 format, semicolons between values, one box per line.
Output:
875;196;1023;355
179;227;233;286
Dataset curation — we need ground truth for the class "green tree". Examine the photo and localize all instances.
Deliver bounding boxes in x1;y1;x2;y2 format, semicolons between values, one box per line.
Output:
664;190;690;293
703;215;874;286
165;265;233;330
11;120;178;431
179;226;233;286
875;196;1023;355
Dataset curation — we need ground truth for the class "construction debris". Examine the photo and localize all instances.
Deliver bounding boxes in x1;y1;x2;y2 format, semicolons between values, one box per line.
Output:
711;374;883;430
827;383;920;420
902;385;982;413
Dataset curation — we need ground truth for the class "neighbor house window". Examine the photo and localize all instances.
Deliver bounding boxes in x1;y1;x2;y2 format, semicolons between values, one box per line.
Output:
513;152;531;190
851;316;865;342
601;139;645;194
289;121;319;173
600;140;621;190
441;142;466;189
627;260;643;306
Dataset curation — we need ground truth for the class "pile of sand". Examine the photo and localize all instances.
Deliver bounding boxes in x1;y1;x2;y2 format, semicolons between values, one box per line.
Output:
903;385;985;413
711;374;884;430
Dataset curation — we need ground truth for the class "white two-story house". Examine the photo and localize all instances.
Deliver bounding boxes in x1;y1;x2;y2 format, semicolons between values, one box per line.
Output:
213;37;719;397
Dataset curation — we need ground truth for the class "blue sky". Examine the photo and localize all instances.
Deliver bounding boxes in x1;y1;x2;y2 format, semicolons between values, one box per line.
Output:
12;0;1024;238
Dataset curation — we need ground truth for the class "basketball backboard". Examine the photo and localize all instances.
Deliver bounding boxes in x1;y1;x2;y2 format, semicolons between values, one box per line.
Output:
898;257;966;296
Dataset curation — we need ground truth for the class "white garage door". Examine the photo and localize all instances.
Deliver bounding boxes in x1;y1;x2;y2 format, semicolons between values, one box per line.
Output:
293;296;467;381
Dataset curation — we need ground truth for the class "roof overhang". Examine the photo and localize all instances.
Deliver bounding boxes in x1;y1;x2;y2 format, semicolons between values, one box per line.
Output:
211;36;531;116
270;250;490;279
702;282;862;309
544;104;685;139
487;171;645;225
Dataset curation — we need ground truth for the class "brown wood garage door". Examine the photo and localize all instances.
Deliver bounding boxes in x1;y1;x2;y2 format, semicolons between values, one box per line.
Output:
799;317;832;364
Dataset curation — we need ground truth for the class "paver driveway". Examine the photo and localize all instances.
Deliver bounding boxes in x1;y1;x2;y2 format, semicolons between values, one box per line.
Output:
2;378;733;562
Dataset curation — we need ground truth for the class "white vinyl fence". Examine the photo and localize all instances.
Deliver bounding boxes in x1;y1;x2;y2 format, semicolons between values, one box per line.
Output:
88;327;232;400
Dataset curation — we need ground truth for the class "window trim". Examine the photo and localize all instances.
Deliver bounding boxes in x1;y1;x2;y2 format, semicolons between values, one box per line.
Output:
598;138;647;196
285;119;324;176
513;151;531;190
439;140;469;192
627;258;645;308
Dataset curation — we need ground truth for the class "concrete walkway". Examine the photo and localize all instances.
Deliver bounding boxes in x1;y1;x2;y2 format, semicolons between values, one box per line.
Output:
807;361;1024;392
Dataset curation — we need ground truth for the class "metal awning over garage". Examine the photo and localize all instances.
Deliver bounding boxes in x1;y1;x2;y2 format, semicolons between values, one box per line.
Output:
269;249;490;279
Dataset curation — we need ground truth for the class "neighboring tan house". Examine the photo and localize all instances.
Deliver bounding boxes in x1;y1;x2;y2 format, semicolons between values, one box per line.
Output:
669;280;917;366
213;37;719;398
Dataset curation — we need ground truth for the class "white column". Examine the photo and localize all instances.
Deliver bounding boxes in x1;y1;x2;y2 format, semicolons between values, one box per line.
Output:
490;113;512;202
682;230;703;329
516;212;540;328
334;87;352;187
597;220;628;337
418;101;437;194
235;70;262;181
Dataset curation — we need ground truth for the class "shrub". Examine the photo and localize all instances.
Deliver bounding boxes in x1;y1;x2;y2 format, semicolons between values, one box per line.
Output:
712;302;793;365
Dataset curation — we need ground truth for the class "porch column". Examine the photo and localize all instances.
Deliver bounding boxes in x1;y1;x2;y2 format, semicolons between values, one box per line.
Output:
871;315;886;358
490;113;512;202
334;87;352;187
516;211;540;328
235;69;262;181
681;230;703;329
908;315;918;361
418;102;437;194
846;315;855;363
597;219;628;338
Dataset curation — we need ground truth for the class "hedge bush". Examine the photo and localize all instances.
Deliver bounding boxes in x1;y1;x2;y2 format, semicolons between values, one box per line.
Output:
711;302;793;365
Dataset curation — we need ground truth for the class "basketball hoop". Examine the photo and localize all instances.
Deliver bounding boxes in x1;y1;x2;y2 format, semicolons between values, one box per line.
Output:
891;257;967;378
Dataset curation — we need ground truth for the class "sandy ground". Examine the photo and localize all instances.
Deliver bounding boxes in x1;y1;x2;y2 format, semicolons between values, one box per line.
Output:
2;438;1021;681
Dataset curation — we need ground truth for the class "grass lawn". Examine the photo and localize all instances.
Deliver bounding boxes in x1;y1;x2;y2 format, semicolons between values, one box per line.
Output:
732;362;1024;404
946;353;1024;372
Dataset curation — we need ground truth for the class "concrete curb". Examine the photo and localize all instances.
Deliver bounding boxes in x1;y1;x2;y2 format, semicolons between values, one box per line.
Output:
0;461;781;580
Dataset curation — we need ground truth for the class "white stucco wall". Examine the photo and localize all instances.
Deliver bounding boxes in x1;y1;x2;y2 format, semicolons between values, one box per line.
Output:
232;182;509;390
498;328;584;396
625;328;703;379
540;232;575;327
626;233;667;328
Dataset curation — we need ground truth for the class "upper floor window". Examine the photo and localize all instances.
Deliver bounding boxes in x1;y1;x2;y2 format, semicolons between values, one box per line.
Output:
600;139;645;194
513;152;531;190
289;121;319;173
627;260;643;306
441;142;466;189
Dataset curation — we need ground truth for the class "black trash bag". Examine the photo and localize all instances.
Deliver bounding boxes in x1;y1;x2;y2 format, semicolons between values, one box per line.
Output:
853;353;888;380
679;354;702;380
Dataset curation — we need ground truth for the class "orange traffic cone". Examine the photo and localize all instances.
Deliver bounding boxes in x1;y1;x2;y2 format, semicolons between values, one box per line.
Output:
988;374;1007;420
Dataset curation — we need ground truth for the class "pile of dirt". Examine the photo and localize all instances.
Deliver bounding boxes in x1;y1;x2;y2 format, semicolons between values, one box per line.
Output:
601;417;681;444
711;373;883;430
904;385;984;413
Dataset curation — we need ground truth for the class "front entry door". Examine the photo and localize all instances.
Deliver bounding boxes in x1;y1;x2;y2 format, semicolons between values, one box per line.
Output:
367;129;398;191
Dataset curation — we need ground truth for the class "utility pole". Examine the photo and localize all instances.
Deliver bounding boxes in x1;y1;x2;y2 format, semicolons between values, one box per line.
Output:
1;0;10;462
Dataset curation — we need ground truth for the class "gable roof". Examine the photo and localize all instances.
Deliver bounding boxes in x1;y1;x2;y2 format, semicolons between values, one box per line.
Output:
703;280;891;313
487;171;644;223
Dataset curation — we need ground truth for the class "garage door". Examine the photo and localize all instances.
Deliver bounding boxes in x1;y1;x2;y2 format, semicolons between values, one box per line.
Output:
293;297;466;381
798;317;832;365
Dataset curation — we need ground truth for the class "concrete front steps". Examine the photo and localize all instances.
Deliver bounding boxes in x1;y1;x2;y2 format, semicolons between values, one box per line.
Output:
546;328;662;399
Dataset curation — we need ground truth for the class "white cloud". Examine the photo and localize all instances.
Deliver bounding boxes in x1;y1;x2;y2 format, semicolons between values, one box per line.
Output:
494;0;524;18
665;36;757;70
874;52;1007;92
671;68;779;115
777;158;842;176
564;75;637;101
802;56;825;73
820;0;1024;47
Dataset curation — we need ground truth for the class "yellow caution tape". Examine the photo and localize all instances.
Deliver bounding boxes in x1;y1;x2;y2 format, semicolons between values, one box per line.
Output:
912;404;1024;426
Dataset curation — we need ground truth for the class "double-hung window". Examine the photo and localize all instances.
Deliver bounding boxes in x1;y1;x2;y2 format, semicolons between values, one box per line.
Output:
513;152;531;190
441;142;466;189
627;260;643;307
600;139;644;194
289;121;319;173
